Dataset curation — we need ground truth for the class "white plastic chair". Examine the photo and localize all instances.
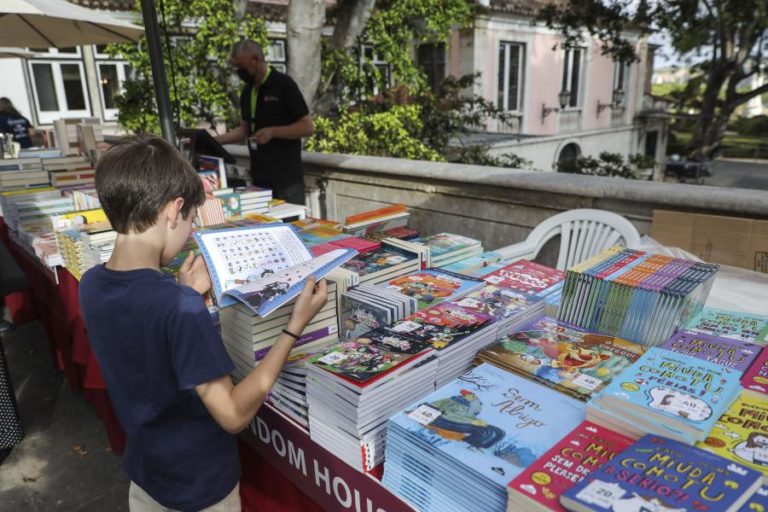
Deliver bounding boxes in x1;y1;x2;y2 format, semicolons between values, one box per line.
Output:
496;209;641;270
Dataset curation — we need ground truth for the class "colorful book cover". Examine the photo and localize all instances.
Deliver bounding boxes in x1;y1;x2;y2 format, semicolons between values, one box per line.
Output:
386;269;483;309
339;294;389;341
662;331;760;373
596;348;742;439
508;421;634;512
736;486;768;512
342;246;417;277
452;284;542;320
698;391;768;480
217;192;242;219
742;349;768;395
388;302;494;350
388;363;585;488
416;232;480;257
480;316;644;400
562;434;761;512
483;259;565;296
687;307;768;345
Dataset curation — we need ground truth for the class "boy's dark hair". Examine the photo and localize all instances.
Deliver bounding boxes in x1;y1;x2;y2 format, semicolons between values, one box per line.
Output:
96;135;205;234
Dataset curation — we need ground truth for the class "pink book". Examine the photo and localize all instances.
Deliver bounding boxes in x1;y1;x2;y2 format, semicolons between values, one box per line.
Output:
481;259;565;296
507;421;633;511
742;347;768;395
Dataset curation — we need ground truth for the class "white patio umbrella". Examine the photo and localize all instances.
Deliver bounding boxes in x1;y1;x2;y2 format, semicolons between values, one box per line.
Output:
0;0;143;47
0;47;39;59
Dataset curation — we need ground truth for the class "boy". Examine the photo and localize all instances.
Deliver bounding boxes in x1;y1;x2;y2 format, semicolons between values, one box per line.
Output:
79;136;327;511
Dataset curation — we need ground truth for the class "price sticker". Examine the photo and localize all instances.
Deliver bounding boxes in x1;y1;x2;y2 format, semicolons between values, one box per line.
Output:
573;374;603;391
318;351;348;366
485;275;504;285
408;404;442;426
328;324;339;334
391;321;421;333
575;480;625;508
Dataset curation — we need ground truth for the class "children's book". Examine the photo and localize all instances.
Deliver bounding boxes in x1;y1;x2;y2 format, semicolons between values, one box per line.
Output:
593;347;742;444
339;294;390;341
196;155;227;189
686;307;768;345
698;391;768;481
662;331;760;373
387;363;585;489
561;434;762;512
388;301;494;350
736;486;768;512
416;232;480;257
385;269;484;309
507;421;634;512
194;224;356;316
342;245;417;277
452;284;543;320
478;316;645;401
742;349;768;396
482;259;565;296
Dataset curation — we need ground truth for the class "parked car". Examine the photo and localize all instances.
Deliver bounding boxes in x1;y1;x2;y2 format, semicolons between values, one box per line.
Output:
665;155;711;183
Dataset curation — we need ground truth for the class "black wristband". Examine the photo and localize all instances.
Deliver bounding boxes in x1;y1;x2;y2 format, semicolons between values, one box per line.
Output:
282;328;301;341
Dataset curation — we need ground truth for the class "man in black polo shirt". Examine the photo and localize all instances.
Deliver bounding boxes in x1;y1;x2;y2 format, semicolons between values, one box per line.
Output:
215;39;314;204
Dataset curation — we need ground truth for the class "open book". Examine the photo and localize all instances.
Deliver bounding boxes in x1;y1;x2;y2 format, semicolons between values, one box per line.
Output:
194;223;356;317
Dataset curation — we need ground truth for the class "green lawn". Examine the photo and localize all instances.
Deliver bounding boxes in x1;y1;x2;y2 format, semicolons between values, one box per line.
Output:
670;131;768;159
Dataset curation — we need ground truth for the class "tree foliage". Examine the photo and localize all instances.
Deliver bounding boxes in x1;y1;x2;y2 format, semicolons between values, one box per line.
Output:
539;0;768;160
557;152;656;179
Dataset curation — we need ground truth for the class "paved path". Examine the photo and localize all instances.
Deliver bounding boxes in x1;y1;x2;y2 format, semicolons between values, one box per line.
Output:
703;159;768;190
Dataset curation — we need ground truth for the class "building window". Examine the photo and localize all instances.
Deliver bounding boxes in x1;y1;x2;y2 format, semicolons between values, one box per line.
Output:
417;43;446;93
361;44;391;96
97;62;133;121
265;39;287;73
561;47;585;108
498;42;525;112
613;61;630;106
29;60;91;124
28;47;81;57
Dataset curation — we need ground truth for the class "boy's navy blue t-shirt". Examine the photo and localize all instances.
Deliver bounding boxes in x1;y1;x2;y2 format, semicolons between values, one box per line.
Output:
79;265;239;511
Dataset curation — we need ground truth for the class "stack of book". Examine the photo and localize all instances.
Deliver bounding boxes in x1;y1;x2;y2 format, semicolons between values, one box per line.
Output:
661;330;761;373
310;236;380;257
506;421;633;512
219;281;340;381
291;217;342;231
383;268;484;310
234;186;271;215
743;348;768;394
12;196;74;230
342;204;409;237
55;226;116;279
685;306;768;345
363;226;419;241
0;187;57;221
387;301;497;387
557;247;719;347
0;157;49;190
339;283;417;341
414;232;482;267
439;250;504;277
477;316;645;402
66;188;101;210
44;155;95;188
338;241;423;286
268;202;307;220
481;259;565;298
587;347;742;444
383;363;585;512
306;330;437;472
451;283;545;335
561;434;761;512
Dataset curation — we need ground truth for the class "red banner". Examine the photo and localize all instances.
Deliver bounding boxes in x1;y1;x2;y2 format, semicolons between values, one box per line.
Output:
240;405;414;512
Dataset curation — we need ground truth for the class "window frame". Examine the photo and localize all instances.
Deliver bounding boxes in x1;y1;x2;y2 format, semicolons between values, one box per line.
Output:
265;39;287;73
95;61;132;122
417;42;447;94
498;41;526;113
561;46;586;109
612;60;631;107
360;43;392;96
28;59;92;124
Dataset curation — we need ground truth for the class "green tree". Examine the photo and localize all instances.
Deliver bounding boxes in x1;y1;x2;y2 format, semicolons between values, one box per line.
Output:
108;0;268;134
539;0;768;160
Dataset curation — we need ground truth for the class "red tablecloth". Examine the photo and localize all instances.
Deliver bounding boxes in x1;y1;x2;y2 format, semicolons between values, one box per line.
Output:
0;219;323;511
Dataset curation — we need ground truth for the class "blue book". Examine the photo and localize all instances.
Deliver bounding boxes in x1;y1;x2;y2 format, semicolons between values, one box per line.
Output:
561;434;761;512
592;347;742;444
737;486;768;512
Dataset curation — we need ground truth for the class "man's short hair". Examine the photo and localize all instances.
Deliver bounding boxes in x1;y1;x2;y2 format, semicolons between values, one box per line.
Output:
95;135;205;234
232;39;263;59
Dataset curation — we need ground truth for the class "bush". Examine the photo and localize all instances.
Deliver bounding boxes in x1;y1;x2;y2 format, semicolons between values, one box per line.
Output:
736;115;768;136
557;152;653;179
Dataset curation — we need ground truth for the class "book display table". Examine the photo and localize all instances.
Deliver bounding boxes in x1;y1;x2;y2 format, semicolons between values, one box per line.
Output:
0;217;410;512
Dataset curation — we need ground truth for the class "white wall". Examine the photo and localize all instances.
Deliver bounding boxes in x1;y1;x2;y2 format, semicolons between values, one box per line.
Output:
0;58;34;121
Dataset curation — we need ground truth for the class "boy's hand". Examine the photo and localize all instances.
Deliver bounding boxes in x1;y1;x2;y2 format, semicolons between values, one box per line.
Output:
287;277;327;334
178;252;212;295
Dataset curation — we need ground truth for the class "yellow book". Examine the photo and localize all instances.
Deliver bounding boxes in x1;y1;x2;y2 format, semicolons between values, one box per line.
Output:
698;390;768;481
50;208;110;231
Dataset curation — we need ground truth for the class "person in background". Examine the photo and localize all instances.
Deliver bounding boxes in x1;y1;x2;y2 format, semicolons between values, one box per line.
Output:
215;39;314;205
0;98;34;149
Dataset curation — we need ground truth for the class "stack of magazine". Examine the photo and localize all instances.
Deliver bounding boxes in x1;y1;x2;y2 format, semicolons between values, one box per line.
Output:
557;247;719;347
305;330;437;472
339;284;417;341
382;363;585;512
413;232;482;267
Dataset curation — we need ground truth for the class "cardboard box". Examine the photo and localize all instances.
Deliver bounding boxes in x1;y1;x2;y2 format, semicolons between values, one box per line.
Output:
651;210;768;273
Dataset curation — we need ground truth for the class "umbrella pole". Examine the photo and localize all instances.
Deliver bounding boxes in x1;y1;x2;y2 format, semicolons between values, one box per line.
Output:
140;0;176;145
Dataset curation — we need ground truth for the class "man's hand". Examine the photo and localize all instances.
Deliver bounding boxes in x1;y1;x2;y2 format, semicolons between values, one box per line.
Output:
252;127;274;145
178;252;212;295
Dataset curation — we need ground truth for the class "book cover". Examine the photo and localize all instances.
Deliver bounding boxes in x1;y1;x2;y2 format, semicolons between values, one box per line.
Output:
453;284;542;320
596;348;742;438
742;349;768;395
483;259;565;296
342;246;417;277
389;363;585;487
736;485;768;512
508;421;634;512
386;269;483;309
388;302;494;350
662;331;760;373
417;232;480;257
217;192;242;219
480;317;644;400
339;294;390;341
687;307;768;345
562;434;761;512
698;391;768;479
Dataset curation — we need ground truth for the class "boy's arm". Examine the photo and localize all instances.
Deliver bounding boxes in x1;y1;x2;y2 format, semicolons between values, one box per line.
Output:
195;277;327;434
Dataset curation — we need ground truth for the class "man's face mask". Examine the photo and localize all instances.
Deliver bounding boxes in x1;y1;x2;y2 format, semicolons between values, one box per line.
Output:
236;67;252;83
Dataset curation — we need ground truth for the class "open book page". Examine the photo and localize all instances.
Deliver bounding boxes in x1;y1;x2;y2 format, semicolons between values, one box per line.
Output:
194;224;312;307
226;248;357;317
